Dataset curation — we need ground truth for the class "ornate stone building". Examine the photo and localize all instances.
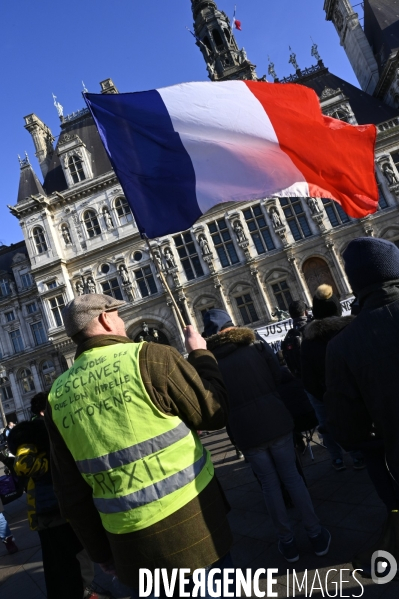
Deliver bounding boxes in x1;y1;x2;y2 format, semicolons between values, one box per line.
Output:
2;0;399;425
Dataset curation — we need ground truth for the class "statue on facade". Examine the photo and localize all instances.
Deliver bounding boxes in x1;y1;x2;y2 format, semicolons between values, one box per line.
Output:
164;248;176;269
233;221;247;243
153;250;164;271
307;197;322;215
75;280;84;296
9;281;16;295
142;322;149;336
87;278;96;293
198;235;211;256
119;264;130;285
382;163;398;186
272;306;290;321
270;207;282;228
103;210;114;229
61;225;72;245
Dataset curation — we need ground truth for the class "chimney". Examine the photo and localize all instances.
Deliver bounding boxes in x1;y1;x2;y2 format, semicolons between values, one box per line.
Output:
100;78;119;94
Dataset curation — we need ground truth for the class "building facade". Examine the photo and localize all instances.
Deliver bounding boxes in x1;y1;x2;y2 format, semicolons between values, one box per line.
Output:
2;0;399;425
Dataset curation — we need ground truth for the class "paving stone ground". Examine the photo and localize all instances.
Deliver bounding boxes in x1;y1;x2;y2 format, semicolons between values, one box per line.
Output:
1;429;398;598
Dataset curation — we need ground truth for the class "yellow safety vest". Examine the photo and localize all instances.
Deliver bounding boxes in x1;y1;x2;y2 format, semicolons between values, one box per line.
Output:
48;343;214;534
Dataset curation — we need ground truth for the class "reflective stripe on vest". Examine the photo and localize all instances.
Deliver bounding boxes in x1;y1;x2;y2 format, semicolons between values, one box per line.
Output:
76;420;191;474
93;448;207;513
48;343;214;534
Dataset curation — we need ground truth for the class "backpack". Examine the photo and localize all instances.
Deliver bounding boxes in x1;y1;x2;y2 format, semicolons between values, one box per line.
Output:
281;328;303;378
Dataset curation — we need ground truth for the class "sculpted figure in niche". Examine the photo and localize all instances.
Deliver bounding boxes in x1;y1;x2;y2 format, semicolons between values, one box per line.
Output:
307;197;321;215
9;281;16;295
382;163;398;186
198;235;211;256
233;221;247;243
75;281;84;296
164;248;176;269
119;265;130;285
270;207;282;228
87;278;96;294
62;225;72;245
103;210;114;230
153;250;164;271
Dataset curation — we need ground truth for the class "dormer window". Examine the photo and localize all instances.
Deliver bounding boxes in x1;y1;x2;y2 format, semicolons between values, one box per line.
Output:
69;155;86;184
33;227;48;254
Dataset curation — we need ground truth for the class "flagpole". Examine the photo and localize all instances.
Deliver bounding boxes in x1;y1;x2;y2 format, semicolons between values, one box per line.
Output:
144;236;187;332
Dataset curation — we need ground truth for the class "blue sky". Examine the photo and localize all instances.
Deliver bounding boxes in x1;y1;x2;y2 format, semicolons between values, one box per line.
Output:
1;0;360;246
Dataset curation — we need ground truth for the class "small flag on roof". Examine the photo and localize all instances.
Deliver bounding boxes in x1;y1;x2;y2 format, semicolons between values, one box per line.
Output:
84;80;378;239
233;5;242;30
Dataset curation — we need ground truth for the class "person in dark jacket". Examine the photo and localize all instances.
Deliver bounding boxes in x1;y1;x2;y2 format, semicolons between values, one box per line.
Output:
204;308;330;563
301;284;364;471
281;300;310;378
325;238;399;573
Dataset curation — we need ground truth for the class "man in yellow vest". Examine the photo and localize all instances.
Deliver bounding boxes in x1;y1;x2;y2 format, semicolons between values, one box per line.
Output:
45;294;232;597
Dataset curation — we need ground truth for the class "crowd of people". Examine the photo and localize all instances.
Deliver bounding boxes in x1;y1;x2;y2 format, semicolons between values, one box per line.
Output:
0;235;398;597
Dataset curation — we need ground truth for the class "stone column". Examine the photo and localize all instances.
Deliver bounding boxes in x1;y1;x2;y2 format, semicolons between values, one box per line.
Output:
325;238;352;296
286;253;313;306
7;370;25;421
30;361;43;392
17;307;32;349
249;265;273;322
212;276;230;313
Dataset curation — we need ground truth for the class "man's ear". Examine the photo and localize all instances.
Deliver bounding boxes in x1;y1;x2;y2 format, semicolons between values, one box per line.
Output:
98;311;113;332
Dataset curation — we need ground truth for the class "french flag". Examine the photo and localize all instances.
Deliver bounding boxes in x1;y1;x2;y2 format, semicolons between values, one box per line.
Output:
85;81;377;239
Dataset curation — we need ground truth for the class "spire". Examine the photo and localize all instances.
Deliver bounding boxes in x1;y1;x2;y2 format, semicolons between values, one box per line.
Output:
190;0;260;81
17;158;46;204
23;114;55;179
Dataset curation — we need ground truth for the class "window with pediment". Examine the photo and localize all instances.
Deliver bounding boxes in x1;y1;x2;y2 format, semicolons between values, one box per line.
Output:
83;210;101;238
68;155;86;184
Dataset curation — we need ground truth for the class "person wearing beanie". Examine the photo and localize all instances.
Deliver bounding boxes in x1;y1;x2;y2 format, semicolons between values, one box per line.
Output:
300;284;364;471
324;237;399;575
205;309;331;563
44;294;233;596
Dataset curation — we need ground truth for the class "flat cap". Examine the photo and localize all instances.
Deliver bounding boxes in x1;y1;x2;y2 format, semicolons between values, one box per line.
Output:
62;293;125;337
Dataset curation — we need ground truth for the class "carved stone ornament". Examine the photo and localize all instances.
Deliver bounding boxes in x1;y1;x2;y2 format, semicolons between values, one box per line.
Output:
320;86;340;100
119;264;130;285
75;280;85;296
62;148;83;168
163;248;176;269
198;235;212;257
87;277;96;293
269;207;283;229
312;212;326;233
103;210;114;230
61;225;72;245
381;162;399;186
233;220;247;243
333;7;344;31
307;197;321;215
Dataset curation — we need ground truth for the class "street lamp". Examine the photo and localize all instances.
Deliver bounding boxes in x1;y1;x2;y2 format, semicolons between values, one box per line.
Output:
0;364;8;428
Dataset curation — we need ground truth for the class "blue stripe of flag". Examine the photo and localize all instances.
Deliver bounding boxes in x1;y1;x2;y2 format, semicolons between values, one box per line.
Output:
85;91;201;238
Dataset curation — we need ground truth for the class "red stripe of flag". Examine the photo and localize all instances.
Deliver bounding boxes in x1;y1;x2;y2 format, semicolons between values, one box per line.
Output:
245;80;378;218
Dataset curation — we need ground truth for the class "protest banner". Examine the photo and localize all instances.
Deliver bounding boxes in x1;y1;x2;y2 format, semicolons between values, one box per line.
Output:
256;297;354;352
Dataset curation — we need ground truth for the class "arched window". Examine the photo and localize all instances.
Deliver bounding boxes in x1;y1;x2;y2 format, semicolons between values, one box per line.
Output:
33;227;48;254
212;29;224;49
115;198;133;225
83;210;101;238
19;368;35;394
68;155;86;184
41;360;57;387
203;36;212;52
0;279;11;298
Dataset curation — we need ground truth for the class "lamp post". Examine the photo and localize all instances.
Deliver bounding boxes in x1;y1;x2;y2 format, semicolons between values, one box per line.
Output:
0;364;8;428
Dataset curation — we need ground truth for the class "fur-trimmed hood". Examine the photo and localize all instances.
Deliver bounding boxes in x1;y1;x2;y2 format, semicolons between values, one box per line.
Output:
206;327;255;353
303;315;355;342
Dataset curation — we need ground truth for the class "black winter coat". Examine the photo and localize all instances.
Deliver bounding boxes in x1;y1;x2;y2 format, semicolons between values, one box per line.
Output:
325;282;399;473
301;316;355;401
207;328;293;450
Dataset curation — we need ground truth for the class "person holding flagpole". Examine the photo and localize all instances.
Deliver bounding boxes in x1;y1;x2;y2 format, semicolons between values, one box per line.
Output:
44;293;233;597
